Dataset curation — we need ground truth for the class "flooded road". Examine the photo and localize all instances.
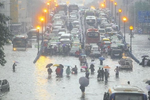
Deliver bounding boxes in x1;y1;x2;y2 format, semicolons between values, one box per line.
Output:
0;34;150;100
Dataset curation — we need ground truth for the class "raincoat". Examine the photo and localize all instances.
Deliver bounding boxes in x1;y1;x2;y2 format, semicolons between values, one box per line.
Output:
66;67;71;76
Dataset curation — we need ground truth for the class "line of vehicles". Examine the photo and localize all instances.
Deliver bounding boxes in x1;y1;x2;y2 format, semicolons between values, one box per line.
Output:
8;3;149;99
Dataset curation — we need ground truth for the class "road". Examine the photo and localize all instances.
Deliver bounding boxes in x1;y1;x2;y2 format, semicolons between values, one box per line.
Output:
0;33;150;100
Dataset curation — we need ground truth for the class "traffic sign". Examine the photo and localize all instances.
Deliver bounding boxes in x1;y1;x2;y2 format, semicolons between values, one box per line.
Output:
138;11;150;23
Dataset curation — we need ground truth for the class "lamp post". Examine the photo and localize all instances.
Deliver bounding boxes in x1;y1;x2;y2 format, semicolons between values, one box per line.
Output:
36;26;40;54
40;17;44;43
110;0;114;16
44;9;47;29
118;9;122;30
114;2;117;23
122;16;127;42
47;3;50;22
129;26;133;53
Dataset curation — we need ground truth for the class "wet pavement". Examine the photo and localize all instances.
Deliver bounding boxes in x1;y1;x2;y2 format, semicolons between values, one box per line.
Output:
0;33;150;100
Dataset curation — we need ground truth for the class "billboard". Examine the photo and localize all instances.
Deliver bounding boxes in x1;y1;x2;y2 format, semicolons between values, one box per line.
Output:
138;11;150;23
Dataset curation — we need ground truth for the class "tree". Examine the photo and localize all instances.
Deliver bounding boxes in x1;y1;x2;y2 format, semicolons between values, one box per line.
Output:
0;3;12;66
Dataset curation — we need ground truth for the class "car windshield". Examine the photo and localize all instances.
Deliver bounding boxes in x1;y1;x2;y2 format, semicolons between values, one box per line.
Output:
115;94;143;100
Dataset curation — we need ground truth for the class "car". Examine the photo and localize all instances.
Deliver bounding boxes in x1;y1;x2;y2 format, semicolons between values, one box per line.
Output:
99;28;106;36
72;20;80;28
0;79;10;92
90;45;101;57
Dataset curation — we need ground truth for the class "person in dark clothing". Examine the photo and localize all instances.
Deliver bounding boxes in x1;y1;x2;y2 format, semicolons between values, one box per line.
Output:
104;69;109;82
85;69;89;79
13;62;17;72
97;68;101;80
101;68;104;81
72;65;78;74
80;85;85;97
142;57;146;67
47;67;52;76
90;64;95;74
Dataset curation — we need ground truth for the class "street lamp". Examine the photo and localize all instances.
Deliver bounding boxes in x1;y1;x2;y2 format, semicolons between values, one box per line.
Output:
43;9;47;29
129;26;133;53
122;16;127;42
100;3;105;9
118;9;122;30
110;0;114;16
40;17;44;43
36;26;40;54
47;3;50;22
114;2;117;23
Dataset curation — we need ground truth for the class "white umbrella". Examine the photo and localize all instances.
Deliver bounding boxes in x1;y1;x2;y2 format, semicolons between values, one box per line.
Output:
146;85;150;91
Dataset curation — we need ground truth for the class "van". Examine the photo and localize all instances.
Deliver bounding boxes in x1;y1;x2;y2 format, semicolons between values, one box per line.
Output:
103;85;147;100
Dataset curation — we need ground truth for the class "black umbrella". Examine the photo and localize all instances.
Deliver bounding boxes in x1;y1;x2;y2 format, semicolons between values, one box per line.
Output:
146;80;150;84
141;55;149;58
46;63;53;68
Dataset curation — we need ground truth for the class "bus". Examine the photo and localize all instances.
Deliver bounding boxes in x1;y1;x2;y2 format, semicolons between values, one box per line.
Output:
68;4;79;13
86;28;100;44
27;29;38;41
55;3;67;14
103;85;147;100
12;35;28;51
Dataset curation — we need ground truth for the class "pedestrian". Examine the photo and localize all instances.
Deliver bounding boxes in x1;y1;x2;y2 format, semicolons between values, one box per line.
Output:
66;66;71;76
72;65;78;74
12;62;17;72
142;57;146;67
97;68;101;80
47;67;52;76
90;64;95;74
101;68;104;81
105;47;108;57
85;68;89;79
55;66;61;77
104;69;109;82
99;56;104;65
80;85;85;98
60;66;64;77
114;66;119;77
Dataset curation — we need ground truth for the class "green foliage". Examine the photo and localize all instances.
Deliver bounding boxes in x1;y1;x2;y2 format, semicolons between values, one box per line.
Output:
0;3;12;66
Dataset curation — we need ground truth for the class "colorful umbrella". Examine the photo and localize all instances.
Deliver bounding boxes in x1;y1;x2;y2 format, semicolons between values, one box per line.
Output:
81;66;87;68
99;57;105;60
103;65;110;69
79;77;89;87
53;64;60;67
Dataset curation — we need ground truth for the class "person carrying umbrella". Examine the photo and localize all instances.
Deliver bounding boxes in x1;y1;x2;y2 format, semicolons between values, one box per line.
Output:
12;62;17;72
79;77;89;98
80;85;85;97
104;69;109;82
47;67;52;76
99;56;105;65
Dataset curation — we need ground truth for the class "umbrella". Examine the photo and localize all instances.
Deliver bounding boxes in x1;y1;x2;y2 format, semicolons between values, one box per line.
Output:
81;66;87;68
79;77;89;87
46;63;53;68
145;80;150;84
146;85;150;91
141;55;149;58
99;65;104;68
80;53;86;56
103;65;110;69
53;64;60;67
99;57;105;61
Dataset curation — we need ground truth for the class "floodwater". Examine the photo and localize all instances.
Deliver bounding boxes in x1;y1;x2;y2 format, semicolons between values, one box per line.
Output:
0;34;150;100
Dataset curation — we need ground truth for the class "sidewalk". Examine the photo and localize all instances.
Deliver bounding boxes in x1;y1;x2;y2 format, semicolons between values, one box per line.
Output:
126;33;150;62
